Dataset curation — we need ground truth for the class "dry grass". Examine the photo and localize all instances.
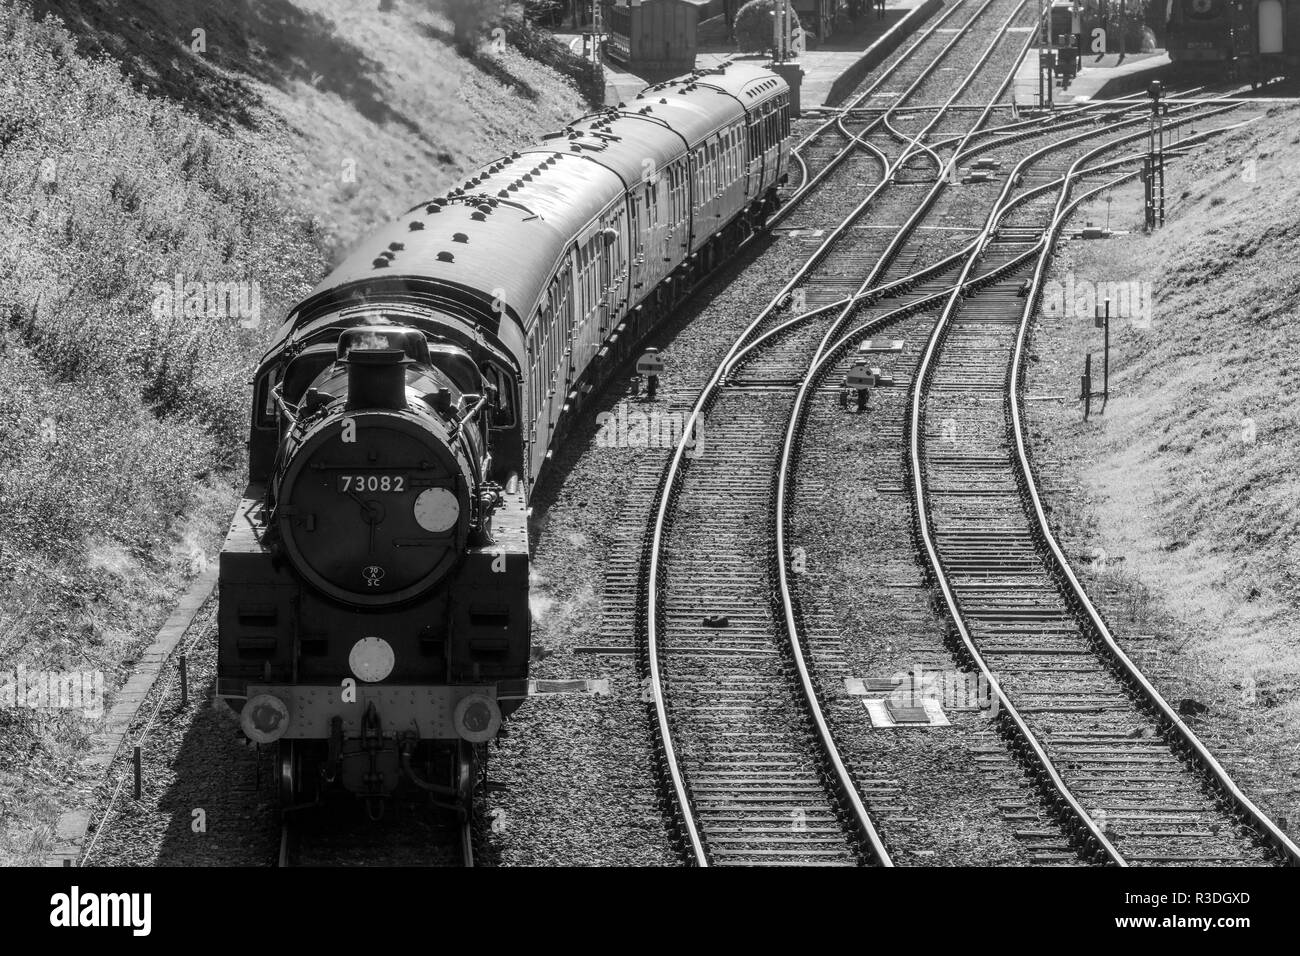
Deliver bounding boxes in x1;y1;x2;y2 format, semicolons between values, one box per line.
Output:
1025;104;1300;829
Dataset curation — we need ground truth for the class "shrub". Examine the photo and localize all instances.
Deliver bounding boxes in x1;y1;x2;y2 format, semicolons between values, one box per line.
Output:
500;8;605;107
734;0;801;54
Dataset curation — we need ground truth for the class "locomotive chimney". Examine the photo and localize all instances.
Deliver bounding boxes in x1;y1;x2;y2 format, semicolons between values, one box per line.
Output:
345;349;409;411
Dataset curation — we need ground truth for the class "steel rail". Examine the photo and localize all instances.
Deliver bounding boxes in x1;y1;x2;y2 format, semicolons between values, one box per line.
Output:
644;2;1042;867
1006;119;1300;868
902;104;1260;864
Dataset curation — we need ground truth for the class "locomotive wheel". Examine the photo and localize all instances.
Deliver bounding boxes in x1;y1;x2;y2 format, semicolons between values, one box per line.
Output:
455;740;477;818
279;740;317;810
278;740;301;809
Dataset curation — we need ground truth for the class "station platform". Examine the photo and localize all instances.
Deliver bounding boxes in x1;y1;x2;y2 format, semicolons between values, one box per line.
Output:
1009;47;1174;107
695;0;937;106
560;0;937;107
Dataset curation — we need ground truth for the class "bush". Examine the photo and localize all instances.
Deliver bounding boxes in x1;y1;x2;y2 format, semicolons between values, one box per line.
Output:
500;8;605;107
734;0;802;54
522;0;565;27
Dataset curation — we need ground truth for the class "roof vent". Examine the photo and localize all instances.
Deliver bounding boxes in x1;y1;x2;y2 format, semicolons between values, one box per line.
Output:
437;251;454;263
452;232;468;243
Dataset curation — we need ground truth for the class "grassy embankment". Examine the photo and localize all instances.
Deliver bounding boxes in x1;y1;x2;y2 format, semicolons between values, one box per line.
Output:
0;0;590;864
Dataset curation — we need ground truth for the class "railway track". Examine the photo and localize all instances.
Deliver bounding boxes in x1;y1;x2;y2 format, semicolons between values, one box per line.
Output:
639;24;1294;864
770;98;1300;866
638;0;1049;867
904;116;1300;866
784;0;1040;215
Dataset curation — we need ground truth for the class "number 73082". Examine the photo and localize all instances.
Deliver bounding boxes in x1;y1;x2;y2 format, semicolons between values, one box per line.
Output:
338;474;406;493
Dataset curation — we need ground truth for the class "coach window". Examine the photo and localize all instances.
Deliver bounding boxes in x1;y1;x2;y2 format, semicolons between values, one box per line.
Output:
484;362;516;428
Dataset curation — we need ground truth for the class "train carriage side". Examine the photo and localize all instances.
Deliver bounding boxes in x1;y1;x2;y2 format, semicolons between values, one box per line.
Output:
504;64;790;481
705;71;791;214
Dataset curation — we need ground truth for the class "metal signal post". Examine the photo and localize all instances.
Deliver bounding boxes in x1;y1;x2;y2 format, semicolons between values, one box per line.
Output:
1145;81;1166;229
1081;298;1111;420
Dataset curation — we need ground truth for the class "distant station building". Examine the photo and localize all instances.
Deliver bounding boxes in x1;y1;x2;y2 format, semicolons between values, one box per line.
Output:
602;0;844;77
602;0;720;78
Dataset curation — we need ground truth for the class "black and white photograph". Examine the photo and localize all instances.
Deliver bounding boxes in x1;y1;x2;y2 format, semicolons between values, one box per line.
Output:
1;0;1297;933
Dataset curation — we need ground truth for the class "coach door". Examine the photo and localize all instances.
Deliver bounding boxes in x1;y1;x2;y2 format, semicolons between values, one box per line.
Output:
630;190;645;298
1259;0;1284;53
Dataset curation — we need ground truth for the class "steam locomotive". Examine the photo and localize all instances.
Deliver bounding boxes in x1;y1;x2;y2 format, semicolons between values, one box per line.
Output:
217;61;792;817
1166;0;1297;84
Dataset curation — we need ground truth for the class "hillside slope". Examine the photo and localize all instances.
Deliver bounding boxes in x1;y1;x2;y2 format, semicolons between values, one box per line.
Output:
1026;104;1300;828
27;0;590;252
0;0;592;864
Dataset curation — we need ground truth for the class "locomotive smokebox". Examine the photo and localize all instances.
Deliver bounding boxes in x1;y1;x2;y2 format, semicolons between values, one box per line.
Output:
345;349;410;411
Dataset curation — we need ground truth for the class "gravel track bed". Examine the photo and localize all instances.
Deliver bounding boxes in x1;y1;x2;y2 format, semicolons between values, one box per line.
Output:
770;122;1209;866
885;0;1032;138
857;0;996;111
920;264;1273;865
78;599;280;866
790;310;1047;865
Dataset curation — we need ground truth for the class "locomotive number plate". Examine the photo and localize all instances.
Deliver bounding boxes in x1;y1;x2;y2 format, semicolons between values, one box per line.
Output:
338;473;407;494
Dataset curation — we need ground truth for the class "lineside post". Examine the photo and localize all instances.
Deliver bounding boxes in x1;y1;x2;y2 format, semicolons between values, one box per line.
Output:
1081;352;1092;421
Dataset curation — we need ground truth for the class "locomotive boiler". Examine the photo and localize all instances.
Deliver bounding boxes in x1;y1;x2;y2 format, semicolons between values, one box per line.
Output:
217;61;792;818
